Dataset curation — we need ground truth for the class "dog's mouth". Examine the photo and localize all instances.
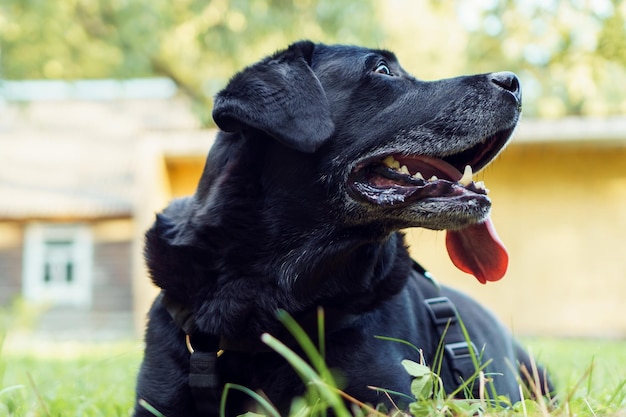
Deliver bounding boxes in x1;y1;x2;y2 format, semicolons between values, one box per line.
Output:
348;129;513;284
349;154;489;206
348;129;512;208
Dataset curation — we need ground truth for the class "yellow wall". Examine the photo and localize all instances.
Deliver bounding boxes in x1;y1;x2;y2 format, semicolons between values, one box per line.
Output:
0;223;22;250
406;143;626;337
165;157;207;198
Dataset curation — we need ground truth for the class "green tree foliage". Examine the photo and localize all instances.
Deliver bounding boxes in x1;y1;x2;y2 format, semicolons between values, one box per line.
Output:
460;0;626;117
378;0;626;118
2;0;625;120
0;0;382;124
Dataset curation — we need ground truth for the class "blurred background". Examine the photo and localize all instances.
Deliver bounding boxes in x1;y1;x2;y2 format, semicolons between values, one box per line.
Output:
1;0;625;341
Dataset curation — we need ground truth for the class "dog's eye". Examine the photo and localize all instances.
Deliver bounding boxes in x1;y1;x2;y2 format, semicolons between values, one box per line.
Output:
374;62;392;76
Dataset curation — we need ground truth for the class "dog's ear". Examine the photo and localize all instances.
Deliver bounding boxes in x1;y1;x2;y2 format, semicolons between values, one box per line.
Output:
212;41;334;153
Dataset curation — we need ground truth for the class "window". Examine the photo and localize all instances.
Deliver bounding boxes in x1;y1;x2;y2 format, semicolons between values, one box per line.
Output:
23;223;93;307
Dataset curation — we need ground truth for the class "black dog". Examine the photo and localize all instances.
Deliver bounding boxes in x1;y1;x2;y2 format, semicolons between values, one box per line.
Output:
134;41;551;416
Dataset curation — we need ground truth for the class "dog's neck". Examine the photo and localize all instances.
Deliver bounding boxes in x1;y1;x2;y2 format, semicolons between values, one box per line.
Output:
145;207;412;339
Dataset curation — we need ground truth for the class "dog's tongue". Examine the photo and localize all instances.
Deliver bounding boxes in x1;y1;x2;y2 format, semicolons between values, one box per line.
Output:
445;217;508;284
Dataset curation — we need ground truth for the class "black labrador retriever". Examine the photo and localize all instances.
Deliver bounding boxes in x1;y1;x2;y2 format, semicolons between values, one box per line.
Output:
134;41;551;416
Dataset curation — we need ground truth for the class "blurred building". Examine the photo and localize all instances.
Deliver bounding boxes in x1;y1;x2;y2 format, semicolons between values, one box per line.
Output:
1;80;625;339
0;79;211;339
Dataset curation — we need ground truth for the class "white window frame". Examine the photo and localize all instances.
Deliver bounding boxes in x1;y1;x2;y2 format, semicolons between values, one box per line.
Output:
23;223;93;307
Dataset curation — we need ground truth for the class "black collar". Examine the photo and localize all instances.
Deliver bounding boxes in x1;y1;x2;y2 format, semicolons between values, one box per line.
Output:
159;291;359;354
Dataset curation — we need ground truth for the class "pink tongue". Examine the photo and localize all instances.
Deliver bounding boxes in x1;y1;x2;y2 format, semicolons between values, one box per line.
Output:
445;217;509;284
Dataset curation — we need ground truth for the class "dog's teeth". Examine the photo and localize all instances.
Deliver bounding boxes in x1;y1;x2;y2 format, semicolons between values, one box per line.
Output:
429;175;438;181
459;165;473;186
382;156;400;169
400;165;410;175
413;172;424;180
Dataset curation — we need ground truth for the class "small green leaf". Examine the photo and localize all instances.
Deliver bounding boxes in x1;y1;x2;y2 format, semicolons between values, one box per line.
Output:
401;359;432;378
496;394;512;407
513;398;543;414
447;399;483;415
408;400;434;417
410;375;434;400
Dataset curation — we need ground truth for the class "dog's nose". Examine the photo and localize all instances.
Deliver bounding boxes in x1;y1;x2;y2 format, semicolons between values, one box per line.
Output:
490;71;521;103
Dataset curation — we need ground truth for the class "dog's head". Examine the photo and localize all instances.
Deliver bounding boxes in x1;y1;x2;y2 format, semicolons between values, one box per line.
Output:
209;41;519;284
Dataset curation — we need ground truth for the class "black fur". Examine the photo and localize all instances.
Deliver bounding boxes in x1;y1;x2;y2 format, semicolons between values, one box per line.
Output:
134;41;551;416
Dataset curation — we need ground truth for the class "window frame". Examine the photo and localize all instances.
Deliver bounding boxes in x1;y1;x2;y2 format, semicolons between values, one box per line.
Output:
22;223;93;307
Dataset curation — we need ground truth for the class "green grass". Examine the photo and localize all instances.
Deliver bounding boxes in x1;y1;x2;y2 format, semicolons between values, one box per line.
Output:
0;337;142;416
1;331;626;416
521;338;626;415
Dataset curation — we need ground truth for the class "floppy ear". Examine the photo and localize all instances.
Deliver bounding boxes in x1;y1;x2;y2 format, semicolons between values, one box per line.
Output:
212;41;334;153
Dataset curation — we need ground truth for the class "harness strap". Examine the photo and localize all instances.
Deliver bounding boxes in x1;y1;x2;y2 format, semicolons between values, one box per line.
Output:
188;351;221;415
160;293;223;415
413;262;481;397
160;292;197;335
423;297;479;394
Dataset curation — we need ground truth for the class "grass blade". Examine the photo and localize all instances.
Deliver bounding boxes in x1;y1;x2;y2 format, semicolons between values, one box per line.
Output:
138;399;166;417
261;333;351;417
275;309;336;384
374;335;421;354
607;378;626;407
0;384;25;397
220;383;281;417
317;307;326;360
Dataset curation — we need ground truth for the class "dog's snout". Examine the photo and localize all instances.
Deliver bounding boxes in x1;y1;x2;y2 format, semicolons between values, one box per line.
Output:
490;71;521;103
